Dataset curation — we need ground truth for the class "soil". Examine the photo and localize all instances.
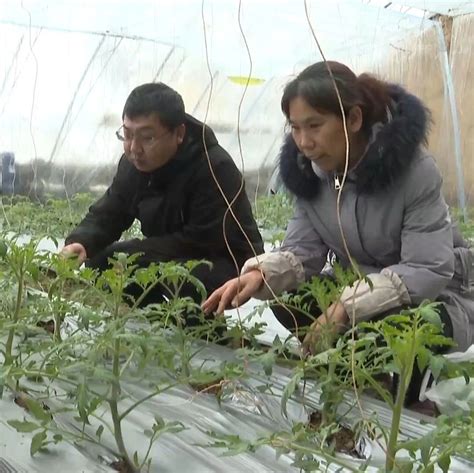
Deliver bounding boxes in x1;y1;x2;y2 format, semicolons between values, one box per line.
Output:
365;373;394;401
13;391;30;410
189;377;225;396
407;399;439;417
214;334;252;349
110;459;135;473
307;410;365;459
36;319;56;334
14;391;51;414
228;337;252;349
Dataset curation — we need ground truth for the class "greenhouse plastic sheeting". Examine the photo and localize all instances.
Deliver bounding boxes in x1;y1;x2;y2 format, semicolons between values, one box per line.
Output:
0;1;471;209
0;414;113;472
2;342;473;472
389;1;474;15
4;0;470;202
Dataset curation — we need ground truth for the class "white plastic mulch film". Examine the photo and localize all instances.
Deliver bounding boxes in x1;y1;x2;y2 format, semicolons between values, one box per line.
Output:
0;0;471;215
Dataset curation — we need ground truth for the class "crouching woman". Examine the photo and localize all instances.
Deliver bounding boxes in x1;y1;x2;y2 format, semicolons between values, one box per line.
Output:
203;61;474;369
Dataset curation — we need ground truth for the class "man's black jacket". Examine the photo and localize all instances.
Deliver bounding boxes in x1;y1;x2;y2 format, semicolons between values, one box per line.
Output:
66;114;264;271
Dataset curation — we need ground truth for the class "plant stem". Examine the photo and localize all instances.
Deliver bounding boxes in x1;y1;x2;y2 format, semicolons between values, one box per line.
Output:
385;369;407;471
175;315;190;379
138;430;158;471
106;270;137;473
181;338;190;379
131;278;164;311
109;337;136;473
53;289;63;343
119;385;175;422
385;318;418;471
4;270;24;368
321;362;337;426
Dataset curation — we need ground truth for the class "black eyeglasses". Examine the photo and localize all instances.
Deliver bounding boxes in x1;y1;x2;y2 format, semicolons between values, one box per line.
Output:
115;126;170;148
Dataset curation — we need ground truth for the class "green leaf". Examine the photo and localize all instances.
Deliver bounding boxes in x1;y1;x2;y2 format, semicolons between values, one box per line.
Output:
133;451;139;467
429;355;445;380
0;240;7;258
152;420;185;437
30;431;47;456
383;361;400;374
25;398;51;423
272;335;282;348
438;453;451;473
153;415;165;429
29;264;40;282
420;441;431;465
292;458;320;470
397;460;414;473
7;420;40;433
76;381;90;424
260;351;275;376
419;305;442;328
416;347;431;373
281;372;301;418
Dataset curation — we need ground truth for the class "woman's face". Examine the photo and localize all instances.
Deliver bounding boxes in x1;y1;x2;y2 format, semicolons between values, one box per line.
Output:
288;96;362;172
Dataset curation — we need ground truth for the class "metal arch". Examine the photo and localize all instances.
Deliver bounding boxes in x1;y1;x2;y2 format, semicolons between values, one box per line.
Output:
435;20;467;221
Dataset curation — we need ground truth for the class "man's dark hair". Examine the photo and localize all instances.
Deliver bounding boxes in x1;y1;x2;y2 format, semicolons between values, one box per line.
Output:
122;83;186;130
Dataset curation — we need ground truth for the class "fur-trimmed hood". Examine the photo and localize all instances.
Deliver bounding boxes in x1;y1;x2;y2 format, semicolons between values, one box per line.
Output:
278;85;430;198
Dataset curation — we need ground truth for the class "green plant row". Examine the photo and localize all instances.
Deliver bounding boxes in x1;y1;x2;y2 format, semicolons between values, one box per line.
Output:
0;234;472;472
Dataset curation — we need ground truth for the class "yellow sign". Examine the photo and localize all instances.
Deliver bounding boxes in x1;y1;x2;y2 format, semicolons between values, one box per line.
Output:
227;76;265;85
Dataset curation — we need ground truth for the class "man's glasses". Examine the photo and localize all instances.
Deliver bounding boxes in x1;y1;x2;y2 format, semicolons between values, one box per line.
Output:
115;126;170;148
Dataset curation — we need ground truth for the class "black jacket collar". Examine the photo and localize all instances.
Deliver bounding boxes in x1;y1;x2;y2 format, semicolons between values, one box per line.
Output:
145;114;218;187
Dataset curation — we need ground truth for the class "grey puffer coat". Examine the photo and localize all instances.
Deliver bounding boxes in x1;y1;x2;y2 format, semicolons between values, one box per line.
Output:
244;85;473;351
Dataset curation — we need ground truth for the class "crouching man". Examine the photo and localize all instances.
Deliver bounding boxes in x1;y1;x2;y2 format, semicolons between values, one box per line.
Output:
63;83;263;311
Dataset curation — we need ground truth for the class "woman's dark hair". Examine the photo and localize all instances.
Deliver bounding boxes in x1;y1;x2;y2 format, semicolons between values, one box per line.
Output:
122;82;185;130
281;61;391;134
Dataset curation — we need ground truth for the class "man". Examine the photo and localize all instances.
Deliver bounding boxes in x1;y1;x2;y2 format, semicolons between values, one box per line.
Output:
63;82;263;307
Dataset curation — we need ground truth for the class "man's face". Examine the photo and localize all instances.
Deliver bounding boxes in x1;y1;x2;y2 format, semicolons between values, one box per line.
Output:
121;113;185;173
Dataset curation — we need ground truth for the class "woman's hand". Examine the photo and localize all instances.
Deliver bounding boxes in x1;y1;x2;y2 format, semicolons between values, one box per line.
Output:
202;269;264;315
302;302;349;355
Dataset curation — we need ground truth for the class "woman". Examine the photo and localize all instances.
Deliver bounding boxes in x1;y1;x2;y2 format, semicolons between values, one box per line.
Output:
203;61;473;359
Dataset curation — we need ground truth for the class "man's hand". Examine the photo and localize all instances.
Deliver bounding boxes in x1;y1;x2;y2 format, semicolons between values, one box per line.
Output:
61;243;87;264
202;269;264;315
302;302;349;355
